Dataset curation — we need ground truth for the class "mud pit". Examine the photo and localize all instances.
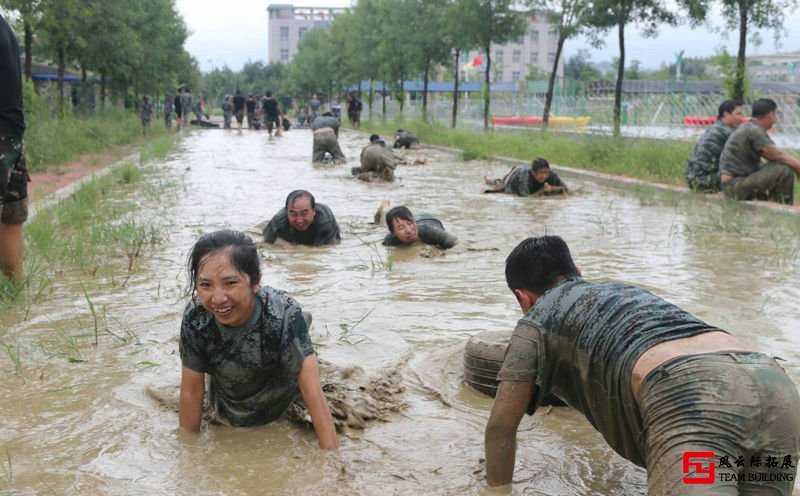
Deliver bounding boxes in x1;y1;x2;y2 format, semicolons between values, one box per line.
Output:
2;128;799;494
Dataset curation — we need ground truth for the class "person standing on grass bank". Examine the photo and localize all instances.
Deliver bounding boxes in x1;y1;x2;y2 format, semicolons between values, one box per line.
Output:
263;190;341;246
382;206;457;249
179;229;338;449
311;112;346;164
684;99;743;192
181;87;193;128
139;96;153;134
163;94;174;130
346;92;362;129
719;98;800;204
174;86;185;130
485;158;568;196
232;90;246;131
485;235;800;495
0;15;30;284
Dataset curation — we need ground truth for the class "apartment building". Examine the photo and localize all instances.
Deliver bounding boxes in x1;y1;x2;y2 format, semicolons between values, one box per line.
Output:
268;4;562;83
267;4;348;63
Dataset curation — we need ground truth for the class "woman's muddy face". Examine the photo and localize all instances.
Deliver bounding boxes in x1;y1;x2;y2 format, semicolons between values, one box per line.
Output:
196;252;260;327
391;217;419;244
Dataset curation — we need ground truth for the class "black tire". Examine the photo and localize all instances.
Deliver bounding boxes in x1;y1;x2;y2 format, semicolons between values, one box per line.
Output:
463;330;566;407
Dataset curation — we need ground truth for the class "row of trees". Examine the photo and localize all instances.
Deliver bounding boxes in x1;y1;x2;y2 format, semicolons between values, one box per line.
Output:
1;0;200;115
221;0;793;137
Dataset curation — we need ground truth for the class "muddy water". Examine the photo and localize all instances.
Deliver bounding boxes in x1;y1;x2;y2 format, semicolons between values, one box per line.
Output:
2;128;799;495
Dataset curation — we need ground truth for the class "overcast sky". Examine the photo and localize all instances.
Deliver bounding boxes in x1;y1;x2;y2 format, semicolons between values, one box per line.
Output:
175;0;800;73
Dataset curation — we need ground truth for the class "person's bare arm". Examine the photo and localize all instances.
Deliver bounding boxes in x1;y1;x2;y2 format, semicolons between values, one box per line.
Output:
179;366;205;432
485;380;537;487
298;355;339;450
762;144;800;175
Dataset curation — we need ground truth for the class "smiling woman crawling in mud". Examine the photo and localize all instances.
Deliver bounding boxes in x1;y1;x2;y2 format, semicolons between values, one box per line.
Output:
177;229;339;448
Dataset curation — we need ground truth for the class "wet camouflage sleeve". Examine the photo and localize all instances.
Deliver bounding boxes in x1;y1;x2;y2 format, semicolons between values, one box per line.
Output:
311;204;341;245
505;168;532;196
263;208;289;243
179;299;210;373
497;322;541;384
547;172;567;189
382;233;401;246
279;302;315;377
417;223;458;249
685;121;732;182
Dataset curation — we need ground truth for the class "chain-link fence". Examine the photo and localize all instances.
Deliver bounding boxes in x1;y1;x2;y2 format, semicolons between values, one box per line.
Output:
360;82;800;141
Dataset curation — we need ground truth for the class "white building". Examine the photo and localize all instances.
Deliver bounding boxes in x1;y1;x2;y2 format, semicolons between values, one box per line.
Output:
748;53;800;82
267;4;348;63
267;4;563;83
462;13;564;83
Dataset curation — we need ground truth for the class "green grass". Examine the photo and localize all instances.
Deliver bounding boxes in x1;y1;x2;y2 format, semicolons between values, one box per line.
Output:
363;118;800;202
23;107;173;174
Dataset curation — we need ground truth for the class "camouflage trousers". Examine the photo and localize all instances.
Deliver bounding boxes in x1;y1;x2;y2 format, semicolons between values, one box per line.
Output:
722;162;795;204
223;111;232;129
0;135;29;225
312;131;345;163
638;352;800;496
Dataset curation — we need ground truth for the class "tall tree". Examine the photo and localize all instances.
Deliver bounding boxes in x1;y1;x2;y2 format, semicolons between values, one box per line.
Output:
0;0;41;80
456;0;527;129
680;0;796;100
532;0;590;126
588;0;675;137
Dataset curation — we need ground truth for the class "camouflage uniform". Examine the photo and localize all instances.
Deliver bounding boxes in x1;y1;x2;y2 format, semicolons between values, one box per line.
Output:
504;167;568;196
181;91;193;124
0;16;29;225
180;286;315;427
139;98;153;132
354;141;396;181
163;98;174;130
221;99;232;129
263;202;341;246
499;277;800;496
311;116;345;163
719;120;795;204
393;131;419;149
382;214;457;249
684;120;734;192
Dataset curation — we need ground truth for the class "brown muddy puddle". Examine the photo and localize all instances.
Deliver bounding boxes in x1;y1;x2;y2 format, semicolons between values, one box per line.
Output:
2;128;799;495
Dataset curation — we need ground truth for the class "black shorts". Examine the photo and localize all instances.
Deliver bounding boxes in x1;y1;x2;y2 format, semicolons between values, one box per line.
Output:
0;135;30;225
235;110;244;124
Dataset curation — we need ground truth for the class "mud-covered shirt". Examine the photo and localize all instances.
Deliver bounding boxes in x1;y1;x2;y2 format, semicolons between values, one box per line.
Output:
497;277;720;467
719;120;774;178
360;142;396;172
263;202;341;246
180;286;315;427
685;120;735;184
312;116;339;133
393;131;418;149
382;214;458;249
504;167;567;196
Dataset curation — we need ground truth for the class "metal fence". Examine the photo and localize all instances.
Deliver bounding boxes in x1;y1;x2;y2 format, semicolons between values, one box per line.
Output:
361;87;800;141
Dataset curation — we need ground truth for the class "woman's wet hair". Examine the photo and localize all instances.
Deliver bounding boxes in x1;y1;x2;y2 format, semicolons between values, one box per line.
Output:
505;236;579;294
285;189;315;210
385;206;415;233
531;157;550;171
187;229;261;296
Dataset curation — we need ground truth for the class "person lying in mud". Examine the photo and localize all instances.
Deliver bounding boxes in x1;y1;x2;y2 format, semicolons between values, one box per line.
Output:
178;229;338;449
263;190;341;246
351;134;396;182
393;129;419;149
312;112;346;164
485;235;800;494
382;206;457;249
484;157;568;196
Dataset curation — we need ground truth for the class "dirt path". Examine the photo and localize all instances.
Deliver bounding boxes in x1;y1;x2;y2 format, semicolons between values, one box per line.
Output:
26;145;138;203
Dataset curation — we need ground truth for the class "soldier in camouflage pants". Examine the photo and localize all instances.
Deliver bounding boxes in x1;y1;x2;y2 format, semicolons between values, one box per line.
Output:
685;100;743;192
